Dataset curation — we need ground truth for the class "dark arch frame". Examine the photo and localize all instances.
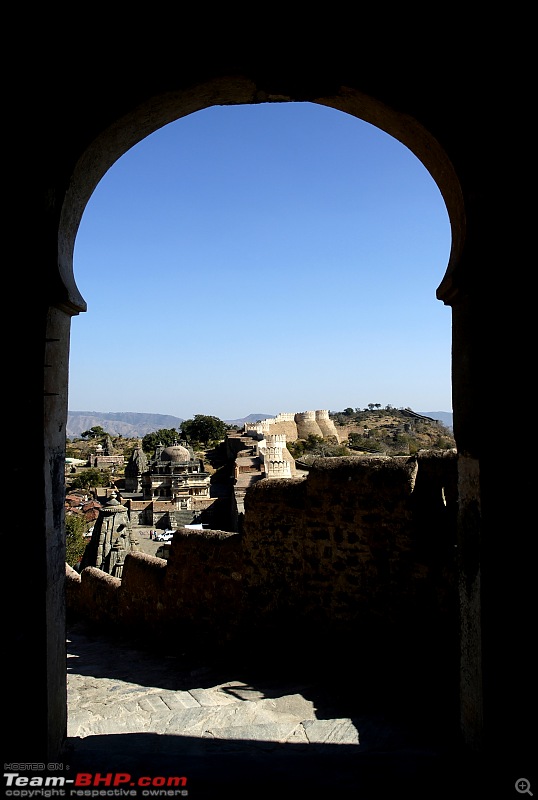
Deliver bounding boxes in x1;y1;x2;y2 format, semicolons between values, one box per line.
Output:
9;62;522;779
57;80;465;318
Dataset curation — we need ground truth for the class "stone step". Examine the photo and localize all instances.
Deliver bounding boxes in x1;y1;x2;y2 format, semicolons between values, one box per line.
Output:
68;676;359;746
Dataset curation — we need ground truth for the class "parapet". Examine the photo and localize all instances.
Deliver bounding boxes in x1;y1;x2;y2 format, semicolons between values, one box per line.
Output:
66;451;459;667
266;433;287;445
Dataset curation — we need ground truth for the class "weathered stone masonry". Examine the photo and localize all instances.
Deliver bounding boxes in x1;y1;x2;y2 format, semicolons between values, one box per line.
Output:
67;450;458;695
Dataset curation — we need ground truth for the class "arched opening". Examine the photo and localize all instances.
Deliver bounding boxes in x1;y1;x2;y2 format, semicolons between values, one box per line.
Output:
58;81;464;322
16;57;533;794
69;102;453;419
21;72;491;787
61;95;457;776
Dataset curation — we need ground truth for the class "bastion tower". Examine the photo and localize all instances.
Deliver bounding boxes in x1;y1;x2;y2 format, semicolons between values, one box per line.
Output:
294;410;323;440
315;409;340;443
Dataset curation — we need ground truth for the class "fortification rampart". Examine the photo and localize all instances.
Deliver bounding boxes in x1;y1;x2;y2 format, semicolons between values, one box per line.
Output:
315;409;340;442
295;411;323;439
67;450;458;688
268;420;299;440
244;411;343;443
244;419;299;441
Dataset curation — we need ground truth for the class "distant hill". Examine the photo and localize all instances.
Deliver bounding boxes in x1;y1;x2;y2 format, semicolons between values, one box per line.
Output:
67;411;276;439
67;411;185;439
67;409;451;439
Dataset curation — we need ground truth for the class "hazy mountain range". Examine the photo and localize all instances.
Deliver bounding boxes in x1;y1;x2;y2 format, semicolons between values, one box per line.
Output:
67;410;453;439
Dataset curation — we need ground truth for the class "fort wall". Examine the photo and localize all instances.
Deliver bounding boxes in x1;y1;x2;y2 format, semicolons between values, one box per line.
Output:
267;420;299;440
67;450;458;691
243;410;343;443
244;419;299;441
315;409;341;442
294;411;323;439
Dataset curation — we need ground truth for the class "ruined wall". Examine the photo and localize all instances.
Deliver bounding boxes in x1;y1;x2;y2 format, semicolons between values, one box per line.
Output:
67;451;458;689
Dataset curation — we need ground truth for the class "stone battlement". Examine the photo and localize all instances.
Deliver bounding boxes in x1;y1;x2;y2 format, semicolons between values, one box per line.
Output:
244;410;339;443
265;433;287;445
67;450;458;691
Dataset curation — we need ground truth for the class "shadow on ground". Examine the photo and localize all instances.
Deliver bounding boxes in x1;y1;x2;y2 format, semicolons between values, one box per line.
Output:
62;621;495;799
64;730;482;799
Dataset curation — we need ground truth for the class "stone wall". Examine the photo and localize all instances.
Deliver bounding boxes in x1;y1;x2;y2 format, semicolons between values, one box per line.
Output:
294;411;323;439
315;409;340;442
241;451;457;640
243;411;340;443
67;450;458;696
267;420;300;440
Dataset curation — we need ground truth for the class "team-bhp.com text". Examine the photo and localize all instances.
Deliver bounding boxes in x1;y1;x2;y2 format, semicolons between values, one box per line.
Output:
4;773;188;797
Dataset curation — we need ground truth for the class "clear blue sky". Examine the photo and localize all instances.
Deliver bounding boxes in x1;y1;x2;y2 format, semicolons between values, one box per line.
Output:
70;102;452;421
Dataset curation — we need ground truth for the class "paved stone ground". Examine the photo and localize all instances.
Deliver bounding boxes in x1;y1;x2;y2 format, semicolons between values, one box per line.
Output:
67;624;361;746
130;524;171;557
64;619;483;799
63;526;514;797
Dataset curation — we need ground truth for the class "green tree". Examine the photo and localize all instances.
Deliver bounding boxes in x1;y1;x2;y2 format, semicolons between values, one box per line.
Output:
348;432;363;447
69;468;111;490
65;514;88;568
180;415;227;447
286;439;304;458
305;434;324;451
142;428;181;454
348;433;385;453
81;426;106;439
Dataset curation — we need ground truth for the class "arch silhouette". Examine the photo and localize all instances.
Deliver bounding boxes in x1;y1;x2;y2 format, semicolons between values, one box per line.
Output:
57;83;463;318
11;63;523;782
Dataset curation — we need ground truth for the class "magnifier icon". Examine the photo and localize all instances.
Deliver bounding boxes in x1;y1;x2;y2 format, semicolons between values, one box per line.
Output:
516;779;533;796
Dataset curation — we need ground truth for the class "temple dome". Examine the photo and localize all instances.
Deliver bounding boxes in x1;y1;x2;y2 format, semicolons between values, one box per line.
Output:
161;444;191;462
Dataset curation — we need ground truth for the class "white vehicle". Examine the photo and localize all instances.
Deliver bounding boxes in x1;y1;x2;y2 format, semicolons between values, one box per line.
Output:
154;531;174;542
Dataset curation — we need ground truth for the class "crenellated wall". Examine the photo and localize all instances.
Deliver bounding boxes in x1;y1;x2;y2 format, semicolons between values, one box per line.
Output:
244;415;299;441
67;450;459;696
243;410;340;443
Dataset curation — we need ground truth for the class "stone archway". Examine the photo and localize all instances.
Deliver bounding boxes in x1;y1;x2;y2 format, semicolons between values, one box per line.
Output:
58;82;465;743
16;66;492;768
58;81;464;319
